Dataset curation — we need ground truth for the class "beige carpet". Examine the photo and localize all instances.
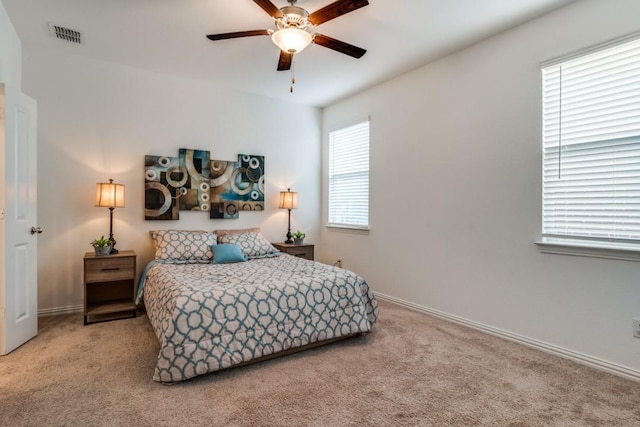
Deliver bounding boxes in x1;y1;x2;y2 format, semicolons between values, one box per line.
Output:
1;300;639;426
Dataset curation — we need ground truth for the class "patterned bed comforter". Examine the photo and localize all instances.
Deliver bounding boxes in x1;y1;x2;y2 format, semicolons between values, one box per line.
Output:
140;254;378;382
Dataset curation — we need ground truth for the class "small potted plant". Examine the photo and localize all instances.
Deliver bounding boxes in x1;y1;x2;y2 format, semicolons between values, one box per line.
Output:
293;230;305;245
91;235;112;256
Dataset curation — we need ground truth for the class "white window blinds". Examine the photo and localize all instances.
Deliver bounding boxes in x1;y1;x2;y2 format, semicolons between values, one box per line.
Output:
328;120;370;229
542;36;640;244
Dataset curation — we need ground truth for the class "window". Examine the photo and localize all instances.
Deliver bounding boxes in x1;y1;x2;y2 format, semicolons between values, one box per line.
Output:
541;35;640;253
328;119;370;229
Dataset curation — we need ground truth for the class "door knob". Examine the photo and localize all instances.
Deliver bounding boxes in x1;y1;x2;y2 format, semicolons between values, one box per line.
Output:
30;226;43;235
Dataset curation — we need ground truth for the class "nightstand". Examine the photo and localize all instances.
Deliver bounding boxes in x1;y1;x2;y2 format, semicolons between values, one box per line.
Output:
83;250;137;325
272;243;314;260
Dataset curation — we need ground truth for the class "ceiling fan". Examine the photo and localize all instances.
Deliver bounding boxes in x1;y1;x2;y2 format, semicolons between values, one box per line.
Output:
206;0;369;75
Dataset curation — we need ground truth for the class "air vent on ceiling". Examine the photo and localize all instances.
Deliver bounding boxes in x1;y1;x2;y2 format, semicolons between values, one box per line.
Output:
48;23;82;44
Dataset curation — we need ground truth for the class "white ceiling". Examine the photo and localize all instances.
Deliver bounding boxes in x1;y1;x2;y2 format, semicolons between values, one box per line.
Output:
3;0;576;107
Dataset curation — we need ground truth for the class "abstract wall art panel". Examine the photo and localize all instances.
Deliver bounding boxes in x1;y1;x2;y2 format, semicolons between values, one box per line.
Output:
208;154;265;218
144;150;264;221
178;148;211;212
144;155;181;220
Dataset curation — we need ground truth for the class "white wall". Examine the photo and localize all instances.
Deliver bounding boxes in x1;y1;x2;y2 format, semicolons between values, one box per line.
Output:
22;47;321;312
0;0;20;88
321;0;640;373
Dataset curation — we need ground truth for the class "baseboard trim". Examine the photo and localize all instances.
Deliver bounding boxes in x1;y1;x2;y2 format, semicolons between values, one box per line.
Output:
374;292;640;382
38;304;83;317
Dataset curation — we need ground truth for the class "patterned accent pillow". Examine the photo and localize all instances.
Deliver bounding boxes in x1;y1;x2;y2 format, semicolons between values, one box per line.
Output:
214;227;261;243
150;230;217;263
218;232;279;259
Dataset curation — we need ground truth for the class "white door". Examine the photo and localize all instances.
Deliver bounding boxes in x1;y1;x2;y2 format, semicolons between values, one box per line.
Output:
0;83;38;355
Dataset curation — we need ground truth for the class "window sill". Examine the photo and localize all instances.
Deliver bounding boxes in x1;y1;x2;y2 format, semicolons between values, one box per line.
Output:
535;238;640;262
326;225;370;235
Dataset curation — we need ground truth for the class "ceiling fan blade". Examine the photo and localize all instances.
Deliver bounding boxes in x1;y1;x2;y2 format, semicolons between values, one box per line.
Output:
277;51;293;71
206;30;271;41
313;34;366;58
308;0;369;25
253;0;284;18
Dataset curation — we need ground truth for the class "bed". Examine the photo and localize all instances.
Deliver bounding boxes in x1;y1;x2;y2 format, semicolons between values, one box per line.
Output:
137;229;378;383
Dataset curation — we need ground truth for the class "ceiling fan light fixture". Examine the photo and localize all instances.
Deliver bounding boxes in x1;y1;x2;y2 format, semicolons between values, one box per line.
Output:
271;28;312;54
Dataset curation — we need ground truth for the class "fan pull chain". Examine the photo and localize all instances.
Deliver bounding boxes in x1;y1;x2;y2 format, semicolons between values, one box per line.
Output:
290;60;296;93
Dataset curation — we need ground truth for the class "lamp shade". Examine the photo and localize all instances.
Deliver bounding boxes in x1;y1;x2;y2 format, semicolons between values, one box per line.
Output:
271;28;312;54
95;179;125;208
279;188;298;210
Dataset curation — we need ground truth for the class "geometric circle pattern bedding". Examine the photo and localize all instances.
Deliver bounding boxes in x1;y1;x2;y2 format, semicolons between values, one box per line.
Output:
141;254;378;382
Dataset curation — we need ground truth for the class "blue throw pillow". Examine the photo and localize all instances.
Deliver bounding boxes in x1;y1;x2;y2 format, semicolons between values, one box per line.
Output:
212;244;246;264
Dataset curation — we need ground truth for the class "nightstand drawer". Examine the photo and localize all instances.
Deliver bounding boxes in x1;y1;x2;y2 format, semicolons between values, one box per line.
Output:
272;243;314;261
85;256;135;283
285;246;313;259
